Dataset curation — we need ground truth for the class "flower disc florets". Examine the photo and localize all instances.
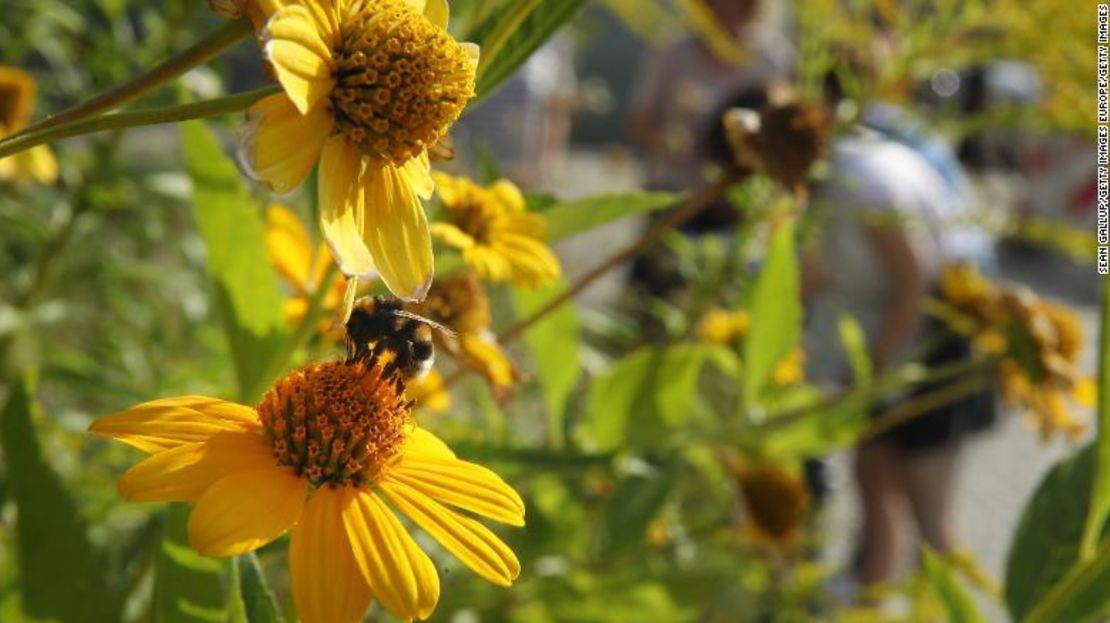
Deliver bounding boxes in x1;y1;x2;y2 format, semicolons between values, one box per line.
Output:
331;0;475;166
257;359;412;487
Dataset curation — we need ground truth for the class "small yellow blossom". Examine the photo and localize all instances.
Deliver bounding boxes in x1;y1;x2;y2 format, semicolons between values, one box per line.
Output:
90;355;523;623
430;173;560;289
263;204;348;329
696;308;750;345
771;347;806;387
0;66;58;185
412;272;519;394
239;0;478;300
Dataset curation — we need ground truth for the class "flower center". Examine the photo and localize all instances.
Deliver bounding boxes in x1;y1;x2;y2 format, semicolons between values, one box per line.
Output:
452;200;497;244
257;359;411;487
330;0;475;166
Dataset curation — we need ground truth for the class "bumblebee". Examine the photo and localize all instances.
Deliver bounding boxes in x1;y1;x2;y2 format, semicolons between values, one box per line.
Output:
345;295;452;382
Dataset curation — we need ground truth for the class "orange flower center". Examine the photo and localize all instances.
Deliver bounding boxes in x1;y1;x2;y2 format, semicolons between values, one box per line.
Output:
257;359;411;487
330;0;475;166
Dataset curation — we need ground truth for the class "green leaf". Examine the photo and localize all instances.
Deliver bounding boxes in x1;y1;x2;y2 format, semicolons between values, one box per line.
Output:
1004;445;1110;623
581;344;709;452
152;505;235;623
471;0;587;101
921;547;986;623
743;218;801;402
512;278;581;447
237;553;284;623
544;192;681;242
1083;275;1110;557
838;312;872;386
182;121;287;403
596;462;675;559
1;373;122;623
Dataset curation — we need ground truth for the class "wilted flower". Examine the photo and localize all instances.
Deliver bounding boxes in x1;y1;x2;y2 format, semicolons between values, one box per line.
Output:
728;457;809;550
721;101;829;193
0;66;58;185
431;173;561;289
90;355;523;623
239;0;478;300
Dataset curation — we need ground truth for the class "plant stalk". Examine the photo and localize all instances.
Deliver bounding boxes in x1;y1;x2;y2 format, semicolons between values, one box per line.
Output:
0;86;279;160
7;19;251;140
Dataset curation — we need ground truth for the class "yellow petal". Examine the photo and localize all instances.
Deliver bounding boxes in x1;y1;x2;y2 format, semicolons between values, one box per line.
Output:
488;179;526;213
391;455;525;525
400;151;434;200
187;463;306;557
406;426;457;459
265;203;316;293
90;396;260;454
460;332;516;388
240;93;332;194
422;0;449;29
21;145;59;185
430;221;475;252
1074;376;1098;408
263;4;336;114
118;430;273;502
430;171;464;206
342;489;440;621
380;479;520;587
361;164;434;301
319;136;375;278
290;487;372;623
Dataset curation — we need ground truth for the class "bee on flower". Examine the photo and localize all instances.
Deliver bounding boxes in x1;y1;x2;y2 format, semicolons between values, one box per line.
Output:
430;173;561;289
90;349;523;623
238;0;478;301
0;66;58;185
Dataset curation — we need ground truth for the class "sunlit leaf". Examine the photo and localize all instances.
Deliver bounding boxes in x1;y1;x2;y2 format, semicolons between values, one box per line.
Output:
1082;276;1110;557
512;278;581;447
237;553;284;623
182;121;288;403
744;218;801;402
1;372;122;622
921;547;986;623
470;0;588;101
152;505;235;623
544;191;681;242
1005;445;1110;623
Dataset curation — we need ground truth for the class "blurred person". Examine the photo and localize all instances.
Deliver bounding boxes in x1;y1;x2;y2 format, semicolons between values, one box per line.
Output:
627;0;792;303
805;65;998;591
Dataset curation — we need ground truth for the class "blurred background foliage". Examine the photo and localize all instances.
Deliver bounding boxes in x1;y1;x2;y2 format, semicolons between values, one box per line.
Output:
0;0;1105;622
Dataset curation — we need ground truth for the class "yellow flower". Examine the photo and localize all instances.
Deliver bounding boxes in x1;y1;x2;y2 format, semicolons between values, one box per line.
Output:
412;272;519;393
264;204;348;328
430;173;561;288
407;368;450;413
771;347;806;387
239;0;478;300
0;66;58;185
696;308;750;345
90;357;523;623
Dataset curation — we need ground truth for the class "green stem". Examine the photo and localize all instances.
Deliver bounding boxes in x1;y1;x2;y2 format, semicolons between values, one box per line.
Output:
0;86;279;160
7;19;251;139
864;373;990;439
1021;535;1110;623
474;0;542;78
